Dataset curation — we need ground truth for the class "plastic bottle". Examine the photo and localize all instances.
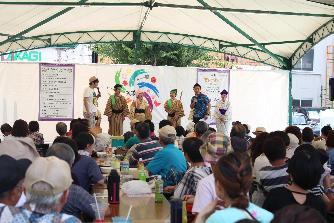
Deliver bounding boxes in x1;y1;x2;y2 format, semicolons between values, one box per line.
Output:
107;169;120;204
121;157;129;174
155;175;164;203
138;158;144;170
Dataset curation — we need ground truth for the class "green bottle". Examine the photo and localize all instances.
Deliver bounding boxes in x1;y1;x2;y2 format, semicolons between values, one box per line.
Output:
155;175;164;203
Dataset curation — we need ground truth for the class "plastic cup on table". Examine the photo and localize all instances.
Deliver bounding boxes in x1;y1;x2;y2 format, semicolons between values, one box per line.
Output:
112;216;133;223
90;202;107;223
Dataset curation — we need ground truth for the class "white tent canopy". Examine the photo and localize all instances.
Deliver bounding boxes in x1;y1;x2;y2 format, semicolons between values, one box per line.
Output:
0;0;333;69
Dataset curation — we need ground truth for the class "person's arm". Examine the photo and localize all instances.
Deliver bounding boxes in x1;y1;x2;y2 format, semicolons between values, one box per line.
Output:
84;97;91;114
88;159;105;185
190;97;197;109
178;100;185;117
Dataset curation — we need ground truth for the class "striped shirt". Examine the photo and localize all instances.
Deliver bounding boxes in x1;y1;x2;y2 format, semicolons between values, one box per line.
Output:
129;139;163;167
259;163;289;193
174;166;212;199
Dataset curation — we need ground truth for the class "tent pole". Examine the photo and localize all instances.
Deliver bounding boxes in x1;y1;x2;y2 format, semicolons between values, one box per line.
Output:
288;70;293;125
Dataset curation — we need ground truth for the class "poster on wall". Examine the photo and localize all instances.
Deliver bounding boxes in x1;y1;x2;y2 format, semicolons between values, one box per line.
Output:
197;68;230;107
39;63;74;121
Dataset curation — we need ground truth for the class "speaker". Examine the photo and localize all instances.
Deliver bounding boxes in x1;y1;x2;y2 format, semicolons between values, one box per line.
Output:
329;77;334;101
92;51;98;63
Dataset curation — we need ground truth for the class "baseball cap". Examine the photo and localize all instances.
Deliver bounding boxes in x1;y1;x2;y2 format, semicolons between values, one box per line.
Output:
200;132;230;164
89;76;98;83
253;127;266;135
0;155;31;194
24;157;72;195
159;125;176;138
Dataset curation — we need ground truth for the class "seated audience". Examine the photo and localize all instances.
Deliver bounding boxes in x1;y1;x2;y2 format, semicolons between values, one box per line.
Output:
243;123;253;143
230;136;248;153
28;121;44;145
285;125;302;144
71;119;90;139
147;125;187;187
175;125;186;148
123;131;134;144
249;132;268;164
124;121;141;150
0;157;81;222
0;155;31;207
0;119;39;161
1;123;12;139
72;132;104;191
144;119;158;140
302;127;314;144
53;136;80;166
173;137;211;199
326;130;334;175
129;122;162;167
320;125;332;140
194;121;209;138
271;204;326;223
258;137;288;199
56;122;68;137
196;152;273;223
94;133;111;152
159;119;173;130
263;146;326;217
287;133;299;158
46;143;95;220
252;127;266;137
192;132;230;213
185;122;195;136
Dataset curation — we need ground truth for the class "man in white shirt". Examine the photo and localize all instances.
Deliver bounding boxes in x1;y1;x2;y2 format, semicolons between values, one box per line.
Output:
83;76;99;127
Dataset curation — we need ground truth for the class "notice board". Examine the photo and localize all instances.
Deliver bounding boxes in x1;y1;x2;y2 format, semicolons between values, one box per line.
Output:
39;63;74;121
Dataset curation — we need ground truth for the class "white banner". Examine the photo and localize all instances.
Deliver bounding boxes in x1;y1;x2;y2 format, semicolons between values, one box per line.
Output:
197;68;230;107
0;62;289;142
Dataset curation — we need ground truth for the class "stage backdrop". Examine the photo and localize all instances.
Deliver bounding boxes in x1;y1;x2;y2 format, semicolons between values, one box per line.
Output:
0;62;289;142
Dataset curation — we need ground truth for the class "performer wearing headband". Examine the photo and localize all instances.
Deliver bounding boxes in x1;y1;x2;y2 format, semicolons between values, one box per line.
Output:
104;84;129;136
190;83;211;124
164;89;184;127
83;76;99;128
129;89;152;122
214;89;232;135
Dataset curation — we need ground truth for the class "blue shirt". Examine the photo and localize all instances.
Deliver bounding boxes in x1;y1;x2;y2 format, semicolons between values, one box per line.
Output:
206;202;273;223
193;93;210;118
72;155;104;192
147;144;187;186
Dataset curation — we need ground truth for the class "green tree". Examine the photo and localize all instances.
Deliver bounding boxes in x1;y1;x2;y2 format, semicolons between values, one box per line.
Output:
92;42;210;67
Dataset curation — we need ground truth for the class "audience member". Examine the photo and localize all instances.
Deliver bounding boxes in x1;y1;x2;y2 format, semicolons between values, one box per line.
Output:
123;131;134;144
173;137;211;199
0;119;39;161
208;127;216;133
46;143;95;220
176;126;186;137
196;152;273;223
287;133;299;158
94;133;111;152
66;119;79;137
321;125;332;140
302;127;314;144
53;136;80;166
195;121;209;138
252;127;266;137
147;125;186;187
1;123;12;139
71;120;89;140
56;122;68;137
124;121;141;150
285;125;302;144
0;155;31;207
326;130;334;175
0;157;81;222
28;121;44;145
159;119;173;129
185;122;195;136
144;119;158;140
129;122;162;167
192;132;230;213
271;204;326;223
72;132;104;191
230;136;248;153
259;137;288;192
243;123;253;143
249;132;268;164
263;146;326;217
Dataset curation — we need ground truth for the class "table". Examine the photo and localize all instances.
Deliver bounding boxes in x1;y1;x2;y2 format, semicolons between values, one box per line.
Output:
93;185;170;223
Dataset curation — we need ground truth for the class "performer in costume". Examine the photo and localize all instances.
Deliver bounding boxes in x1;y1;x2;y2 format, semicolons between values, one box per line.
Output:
104;84;129;136
214;89;232;135
129;89;152;122
164;89;184;127
83;76;99;128
190;83;211;124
